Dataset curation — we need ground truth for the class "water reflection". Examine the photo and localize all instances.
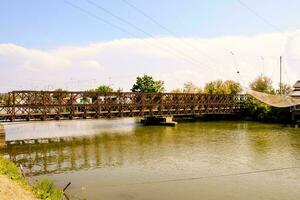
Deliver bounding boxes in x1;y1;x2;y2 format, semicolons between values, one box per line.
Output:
2;121;300;176
2;120;300;200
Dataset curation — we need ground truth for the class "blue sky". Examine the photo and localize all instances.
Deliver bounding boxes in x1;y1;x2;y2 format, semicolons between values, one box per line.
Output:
1;0;300;48
1;0;300;92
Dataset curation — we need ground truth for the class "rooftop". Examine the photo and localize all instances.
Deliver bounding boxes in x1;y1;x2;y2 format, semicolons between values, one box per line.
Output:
293;81;300;90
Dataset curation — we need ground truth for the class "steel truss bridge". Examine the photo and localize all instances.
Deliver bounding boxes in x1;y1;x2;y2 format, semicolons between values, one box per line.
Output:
0;91;245;122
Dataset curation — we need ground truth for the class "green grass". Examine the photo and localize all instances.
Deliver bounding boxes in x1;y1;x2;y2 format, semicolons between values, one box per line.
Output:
32;179;62;200
0;156;29;186
0;156;63;200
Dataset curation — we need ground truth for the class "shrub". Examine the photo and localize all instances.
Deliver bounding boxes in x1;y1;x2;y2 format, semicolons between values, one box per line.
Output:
33;179;63;200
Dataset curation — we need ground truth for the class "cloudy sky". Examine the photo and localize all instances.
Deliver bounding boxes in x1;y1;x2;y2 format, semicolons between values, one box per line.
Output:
0;0;300;92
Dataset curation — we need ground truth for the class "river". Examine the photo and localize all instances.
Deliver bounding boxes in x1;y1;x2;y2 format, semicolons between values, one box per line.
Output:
1;119;300;200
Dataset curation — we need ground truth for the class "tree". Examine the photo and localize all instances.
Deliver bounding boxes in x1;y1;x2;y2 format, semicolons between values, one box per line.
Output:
94;85;113;93
223;80;242;95
131;74;165;93
276;83;292;95
242;76;291;123
249;75;274;94
203;80;241;94
204;80;223;94
183;82;202;93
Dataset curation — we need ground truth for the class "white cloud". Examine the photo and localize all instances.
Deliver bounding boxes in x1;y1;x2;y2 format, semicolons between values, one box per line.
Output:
0;30;299;92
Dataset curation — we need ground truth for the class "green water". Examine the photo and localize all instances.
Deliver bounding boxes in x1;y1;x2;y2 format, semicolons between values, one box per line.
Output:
2;119;300;200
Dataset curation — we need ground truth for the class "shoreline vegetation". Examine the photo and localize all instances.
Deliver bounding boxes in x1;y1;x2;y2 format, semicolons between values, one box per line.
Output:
0;156;62;200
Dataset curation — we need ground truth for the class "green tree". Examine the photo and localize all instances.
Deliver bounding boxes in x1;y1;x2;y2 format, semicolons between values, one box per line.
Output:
223;80;243;94
243;76;291;123
94;85;113;93
131;74;165;93
204;80;241;94
183;82;202;93
249;75;275;94
204;80;224;94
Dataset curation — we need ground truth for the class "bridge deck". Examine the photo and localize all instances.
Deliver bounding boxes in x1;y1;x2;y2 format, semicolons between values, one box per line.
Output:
0;91;245;122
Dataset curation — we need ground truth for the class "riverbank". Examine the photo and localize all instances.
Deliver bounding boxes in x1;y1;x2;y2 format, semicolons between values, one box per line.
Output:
0;175;38;200
0;156;62;200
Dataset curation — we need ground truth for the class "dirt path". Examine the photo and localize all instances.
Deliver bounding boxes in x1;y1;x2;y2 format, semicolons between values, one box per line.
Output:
0;175;38;200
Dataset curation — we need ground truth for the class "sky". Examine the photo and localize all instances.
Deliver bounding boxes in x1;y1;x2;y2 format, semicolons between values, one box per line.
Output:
0;0;300;92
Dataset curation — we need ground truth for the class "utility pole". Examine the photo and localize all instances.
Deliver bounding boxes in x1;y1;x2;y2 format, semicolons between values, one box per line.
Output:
261;56;265;75
280;56;282;95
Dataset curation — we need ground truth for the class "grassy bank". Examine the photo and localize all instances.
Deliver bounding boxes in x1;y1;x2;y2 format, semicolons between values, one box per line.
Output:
0;156;62;200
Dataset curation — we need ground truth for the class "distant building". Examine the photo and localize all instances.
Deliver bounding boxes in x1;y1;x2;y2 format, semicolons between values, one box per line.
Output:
289;81;300;124
289;80;300;98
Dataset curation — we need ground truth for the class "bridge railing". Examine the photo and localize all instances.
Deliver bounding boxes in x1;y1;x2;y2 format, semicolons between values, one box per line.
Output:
0;91;245;121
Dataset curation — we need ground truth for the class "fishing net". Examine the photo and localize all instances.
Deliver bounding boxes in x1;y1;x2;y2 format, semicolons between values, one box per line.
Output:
246;89;300;108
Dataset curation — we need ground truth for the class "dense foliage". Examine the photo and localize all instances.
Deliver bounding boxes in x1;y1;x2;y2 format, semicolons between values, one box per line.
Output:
204;80;242;94
249;75;274;94
172;80;241;94
171;82;202;93
243;75;292;123
33;179;62;200
183;82;202;93
94;85;114;93
131;74;165;93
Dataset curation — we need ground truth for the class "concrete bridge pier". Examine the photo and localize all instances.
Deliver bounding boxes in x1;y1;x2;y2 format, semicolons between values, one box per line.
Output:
0;124;6;147
141;116;177;126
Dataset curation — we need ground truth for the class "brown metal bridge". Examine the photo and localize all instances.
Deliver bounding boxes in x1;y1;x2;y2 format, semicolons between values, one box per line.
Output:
0;90;245;122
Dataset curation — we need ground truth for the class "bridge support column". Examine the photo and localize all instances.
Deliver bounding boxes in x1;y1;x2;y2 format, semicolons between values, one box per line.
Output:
141;116;177;126
0;124;6;148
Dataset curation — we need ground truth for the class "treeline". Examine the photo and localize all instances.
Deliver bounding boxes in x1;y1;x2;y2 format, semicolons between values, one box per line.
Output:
122;74;293;123
85;74;243;94
171;80;242;94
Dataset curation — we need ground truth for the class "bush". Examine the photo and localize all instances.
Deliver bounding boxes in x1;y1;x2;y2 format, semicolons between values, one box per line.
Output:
242;97;291;123
0;156;28;187
33;179;62;200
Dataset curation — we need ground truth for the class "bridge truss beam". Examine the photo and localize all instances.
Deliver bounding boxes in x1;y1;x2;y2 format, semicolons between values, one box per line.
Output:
0;91;245;122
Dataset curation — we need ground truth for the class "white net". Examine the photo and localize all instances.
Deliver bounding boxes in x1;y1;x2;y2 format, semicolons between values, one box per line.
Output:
246;89;300;108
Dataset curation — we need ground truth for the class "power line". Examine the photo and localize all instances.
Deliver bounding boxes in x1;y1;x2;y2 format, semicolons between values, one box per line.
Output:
97;166;300;188
64;0;136;37
237;1;298;86
64;0;212;71
237;0;282;32
85;0;212;68
121;0;221;65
